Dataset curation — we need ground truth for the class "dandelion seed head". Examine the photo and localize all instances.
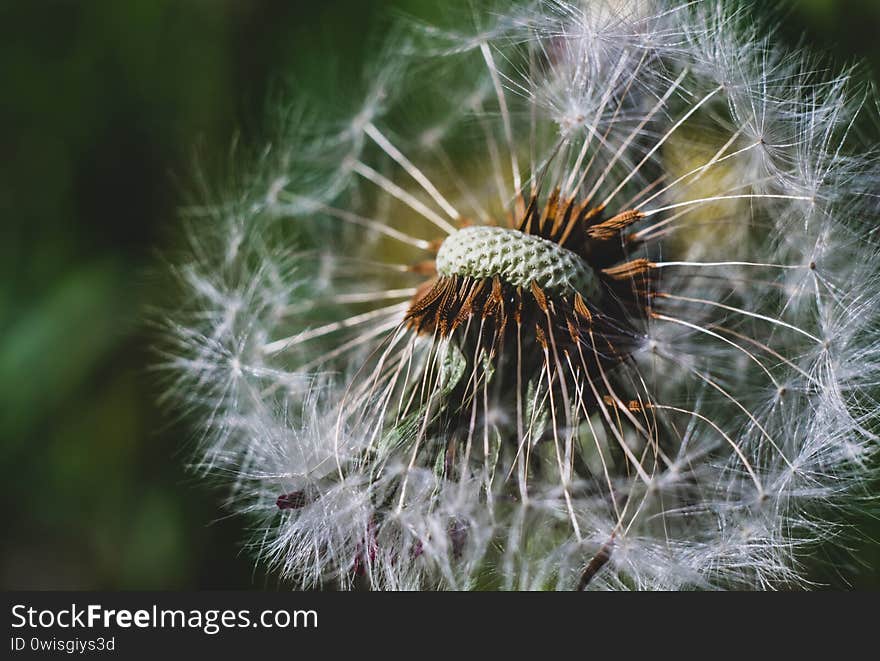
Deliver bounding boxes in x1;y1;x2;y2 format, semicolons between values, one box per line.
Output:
160;0;880;590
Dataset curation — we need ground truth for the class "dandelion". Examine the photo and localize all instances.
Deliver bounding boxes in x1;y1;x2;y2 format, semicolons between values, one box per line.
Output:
161;0;880;590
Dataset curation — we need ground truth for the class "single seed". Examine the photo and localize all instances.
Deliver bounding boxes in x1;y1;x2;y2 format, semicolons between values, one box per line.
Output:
276;491;307;510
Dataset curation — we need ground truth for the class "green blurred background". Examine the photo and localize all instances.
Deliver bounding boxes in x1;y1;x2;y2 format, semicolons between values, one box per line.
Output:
1;0;878;590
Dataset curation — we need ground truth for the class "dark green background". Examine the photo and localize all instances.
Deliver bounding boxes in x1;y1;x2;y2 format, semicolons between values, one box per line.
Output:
1;0;878;589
